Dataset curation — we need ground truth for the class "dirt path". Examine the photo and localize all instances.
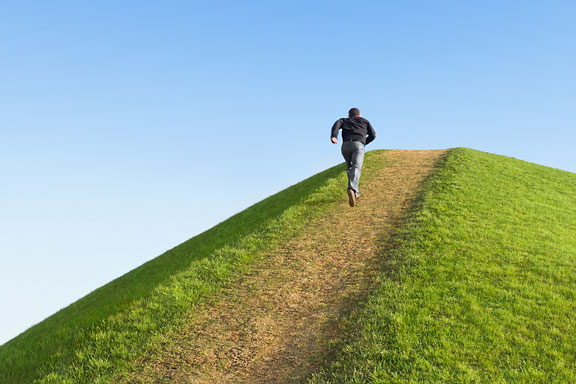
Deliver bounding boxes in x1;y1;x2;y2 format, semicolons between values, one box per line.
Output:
119;150;446;384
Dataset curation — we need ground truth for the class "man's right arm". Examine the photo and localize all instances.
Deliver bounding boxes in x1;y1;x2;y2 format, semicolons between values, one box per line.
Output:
365;120;376;145
331;119;343;143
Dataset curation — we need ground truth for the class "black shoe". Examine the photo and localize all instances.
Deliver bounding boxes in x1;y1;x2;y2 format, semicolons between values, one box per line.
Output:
347;189;356;207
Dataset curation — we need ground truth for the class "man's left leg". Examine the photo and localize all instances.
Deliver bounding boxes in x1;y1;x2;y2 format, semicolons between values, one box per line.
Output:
347;141;365;195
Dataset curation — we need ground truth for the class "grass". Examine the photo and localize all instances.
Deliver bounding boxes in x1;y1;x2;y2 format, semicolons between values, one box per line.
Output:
3;147;575;383
309;148;576;383
0;159;348;384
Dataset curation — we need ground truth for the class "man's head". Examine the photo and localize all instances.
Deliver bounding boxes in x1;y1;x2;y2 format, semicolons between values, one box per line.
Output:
348;108;360;118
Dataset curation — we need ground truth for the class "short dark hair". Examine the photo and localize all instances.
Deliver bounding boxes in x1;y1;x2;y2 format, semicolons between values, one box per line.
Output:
348;108;360;117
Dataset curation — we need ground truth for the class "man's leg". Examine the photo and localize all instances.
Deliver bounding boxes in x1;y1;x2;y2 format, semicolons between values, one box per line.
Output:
347;141;365;193
341;141;365;206
341;141;354;188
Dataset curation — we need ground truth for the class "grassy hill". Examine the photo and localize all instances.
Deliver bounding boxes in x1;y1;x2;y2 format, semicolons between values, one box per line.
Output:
311;148;576;383
1;148;575;383
0;159;346;384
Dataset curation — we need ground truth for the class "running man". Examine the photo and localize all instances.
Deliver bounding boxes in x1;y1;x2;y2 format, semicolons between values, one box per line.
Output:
331;108;376;207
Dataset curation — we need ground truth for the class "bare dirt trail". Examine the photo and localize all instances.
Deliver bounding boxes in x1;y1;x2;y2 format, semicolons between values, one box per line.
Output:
120;150;446;384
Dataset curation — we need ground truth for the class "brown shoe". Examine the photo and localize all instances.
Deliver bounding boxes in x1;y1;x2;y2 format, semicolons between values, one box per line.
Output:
347;188;356;207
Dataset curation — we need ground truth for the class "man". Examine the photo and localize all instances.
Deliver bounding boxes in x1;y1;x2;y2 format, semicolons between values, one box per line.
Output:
331;108;376;207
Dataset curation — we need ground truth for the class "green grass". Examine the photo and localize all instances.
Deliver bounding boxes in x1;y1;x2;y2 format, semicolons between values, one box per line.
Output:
0;159;349;384
310;148;576;383
4;148;575;384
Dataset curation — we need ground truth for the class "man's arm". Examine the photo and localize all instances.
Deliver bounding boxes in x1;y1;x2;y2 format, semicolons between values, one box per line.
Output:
365;120;376;145
330;119;343;144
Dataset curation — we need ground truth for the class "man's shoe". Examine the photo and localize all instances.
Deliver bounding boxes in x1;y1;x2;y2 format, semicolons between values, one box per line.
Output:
355;191;361;199
347;188;356;207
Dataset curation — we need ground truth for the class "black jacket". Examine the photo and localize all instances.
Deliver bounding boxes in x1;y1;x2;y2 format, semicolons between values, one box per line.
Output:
331;117;376;145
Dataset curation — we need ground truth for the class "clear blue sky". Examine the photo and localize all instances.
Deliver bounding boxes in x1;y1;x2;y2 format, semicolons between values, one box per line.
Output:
1;1;574;345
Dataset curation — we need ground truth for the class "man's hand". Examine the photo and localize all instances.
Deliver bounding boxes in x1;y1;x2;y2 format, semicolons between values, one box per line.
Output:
331;137;338;144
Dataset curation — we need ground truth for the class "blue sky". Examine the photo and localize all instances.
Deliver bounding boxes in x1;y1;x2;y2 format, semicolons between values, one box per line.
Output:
0;1;574;345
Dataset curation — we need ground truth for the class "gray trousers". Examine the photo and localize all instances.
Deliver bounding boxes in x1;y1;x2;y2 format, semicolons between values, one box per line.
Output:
341;140;365;193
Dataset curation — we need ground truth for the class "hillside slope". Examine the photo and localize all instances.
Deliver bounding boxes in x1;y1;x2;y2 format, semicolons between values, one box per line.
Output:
1;149;446;383
2;148;575;383
0;156;347;383
113;150;444;383
311;148;576;383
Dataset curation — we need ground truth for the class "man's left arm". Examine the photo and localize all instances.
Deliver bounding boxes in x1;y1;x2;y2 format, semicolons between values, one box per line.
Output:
365;121;376;145
331;119;343;144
